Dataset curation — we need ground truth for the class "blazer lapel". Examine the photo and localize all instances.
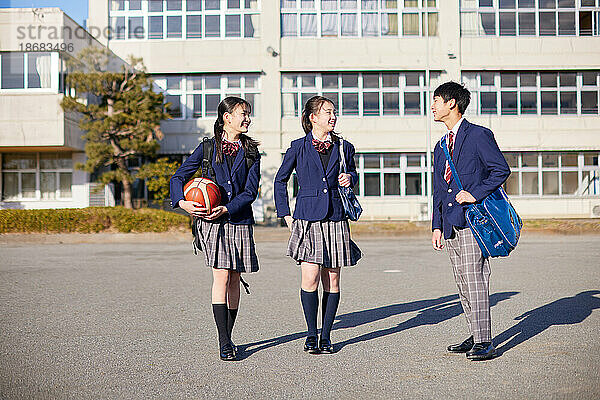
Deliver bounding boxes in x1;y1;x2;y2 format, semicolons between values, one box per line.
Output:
306;133;326;175
452;119;470;165
325;139;340;176
230;146;245;175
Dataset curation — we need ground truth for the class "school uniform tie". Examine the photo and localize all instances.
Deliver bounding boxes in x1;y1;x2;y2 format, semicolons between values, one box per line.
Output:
222;141;239;157
312;139;332;154
444;131;455;184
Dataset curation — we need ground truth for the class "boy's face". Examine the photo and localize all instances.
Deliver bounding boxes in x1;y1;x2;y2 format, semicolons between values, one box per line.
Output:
431;95;455;122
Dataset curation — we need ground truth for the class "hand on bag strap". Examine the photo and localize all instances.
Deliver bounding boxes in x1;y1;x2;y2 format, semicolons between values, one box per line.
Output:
338;137;347;173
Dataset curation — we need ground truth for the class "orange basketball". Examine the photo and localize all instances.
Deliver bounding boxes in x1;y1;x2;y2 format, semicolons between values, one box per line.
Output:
183;178;221;213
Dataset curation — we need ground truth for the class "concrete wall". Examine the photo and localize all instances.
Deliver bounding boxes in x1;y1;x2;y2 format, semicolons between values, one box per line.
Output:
0;93;88;150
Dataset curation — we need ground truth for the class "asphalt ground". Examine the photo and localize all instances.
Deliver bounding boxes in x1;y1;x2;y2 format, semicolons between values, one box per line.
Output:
1;233;599;399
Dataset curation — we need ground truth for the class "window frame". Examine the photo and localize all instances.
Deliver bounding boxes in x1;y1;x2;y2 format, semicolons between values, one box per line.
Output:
108;0;261;40
503;151;600;197
0;52;59;93
281;0;438;38
462;71;600;116
281;71;436;117
1;152;74;201
152;73;261;119
460;0;599;36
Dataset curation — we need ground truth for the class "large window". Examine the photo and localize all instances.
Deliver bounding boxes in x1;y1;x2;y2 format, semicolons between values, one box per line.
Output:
460;0;600;36
0;52;53;90
462;71;599;115
356;153;428;197
1;153;73;201
314;152;427;197
503;151;600;196
152;74;260;119
282;72;440;117
109;0;260;40
289;152;428;197
281;0;438;37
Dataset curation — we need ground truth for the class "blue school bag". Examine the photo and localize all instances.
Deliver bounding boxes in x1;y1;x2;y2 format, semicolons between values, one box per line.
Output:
441;137;522;258
338;138;363;221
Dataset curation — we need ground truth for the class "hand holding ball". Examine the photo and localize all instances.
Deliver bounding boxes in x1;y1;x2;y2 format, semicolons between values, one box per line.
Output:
183;178;221;214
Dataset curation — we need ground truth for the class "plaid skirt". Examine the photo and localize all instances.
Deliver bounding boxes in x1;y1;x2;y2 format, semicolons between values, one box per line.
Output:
194;218;259;273
286;219;362;269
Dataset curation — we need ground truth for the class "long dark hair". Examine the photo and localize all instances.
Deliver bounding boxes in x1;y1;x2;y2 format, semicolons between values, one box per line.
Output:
301;95;339;142
213;96;259;164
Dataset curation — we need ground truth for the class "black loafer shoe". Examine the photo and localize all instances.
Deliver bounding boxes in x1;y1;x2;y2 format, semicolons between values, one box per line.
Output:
447;336;474;353
303;336;320;354
220;343;236;361
319;338;334;354
466;342;496;361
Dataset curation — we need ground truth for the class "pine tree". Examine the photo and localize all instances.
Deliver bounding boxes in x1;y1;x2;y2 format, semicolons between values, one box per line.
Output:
137;158;181;205
61;47;170;209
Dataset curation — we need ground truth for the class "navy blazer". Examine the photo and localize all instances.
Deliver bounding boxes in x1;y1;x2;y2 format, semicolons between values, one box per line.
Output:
169;138;261;225
274;133;358;222
432;119;511;239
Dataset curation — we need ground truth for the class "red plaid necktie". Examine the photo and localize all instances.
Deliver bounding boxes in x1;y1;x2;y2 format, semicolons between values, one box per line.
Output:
222;140;239;157
312;139;332;154
444;131;455;184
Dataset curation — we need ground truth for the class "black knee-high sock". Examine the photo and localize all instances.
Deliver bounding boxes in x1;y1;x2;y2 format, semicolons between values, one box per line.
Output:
321;291;340;341
227;308;238;339
212;304;229;348
321;290;330;327
300;289;318;337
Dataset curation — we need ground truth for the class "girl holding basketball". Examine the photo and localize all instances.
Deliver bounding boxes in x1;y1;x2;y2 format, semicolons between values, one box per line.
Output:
274;95;361;354
170;97;260;361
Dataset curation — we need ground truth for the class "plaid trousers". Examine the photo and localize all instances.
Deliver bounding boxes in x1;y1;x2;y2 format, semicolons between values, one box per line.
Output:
446;227;492;343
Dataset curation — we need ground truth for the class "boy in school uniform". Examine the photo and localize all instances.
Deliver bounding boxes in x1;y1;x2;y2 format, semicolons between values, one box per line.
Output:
431;82;510;361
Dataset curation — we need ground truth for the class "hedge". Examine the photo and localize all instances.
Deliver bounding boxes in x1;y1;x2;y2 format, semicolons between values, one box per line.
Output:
0;207;190;233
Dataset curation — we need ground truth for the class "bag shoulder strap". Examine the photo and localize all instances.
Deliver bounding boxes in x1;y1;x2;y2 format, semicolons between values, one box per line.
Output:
338;137;347;173
201;137;215;179
244;142;259;170
440;136;464;191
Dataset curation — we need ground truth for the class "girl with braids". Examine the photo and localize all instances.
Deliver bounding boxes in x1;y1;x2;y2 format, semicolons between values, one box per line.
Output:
170;97;260;361
274;95;362;354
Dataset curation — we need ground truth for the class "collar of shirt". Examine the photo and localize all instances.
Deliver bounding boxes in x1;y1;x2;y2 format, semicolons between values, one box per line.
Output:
311;132;332;143
447;117;464;139
222;135;241;145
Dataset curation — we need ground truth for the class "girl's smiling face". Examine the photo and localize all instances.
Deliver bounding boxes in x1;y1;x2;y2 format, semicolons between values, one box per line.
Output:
224;103;251;135
310;101;337;134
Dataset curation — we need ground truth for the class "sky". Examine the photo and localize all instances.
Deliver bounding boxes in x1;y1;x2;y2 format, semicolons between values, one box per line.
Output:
0;0;88;26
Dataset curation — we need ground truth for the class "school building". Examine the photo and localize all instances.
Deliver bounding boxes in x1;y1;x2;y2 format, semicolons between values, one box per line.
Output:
0;8;121;209
2;1;600;220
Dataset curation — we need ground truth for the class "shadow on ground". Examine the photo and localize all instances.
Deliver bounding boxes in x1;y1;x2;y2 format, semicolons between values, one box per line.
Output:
494;290;600;356
237;291;518;359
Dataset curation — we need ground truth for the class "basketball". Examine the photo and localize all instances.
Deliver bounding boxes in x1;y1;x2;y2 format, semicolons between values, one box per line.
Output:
183;178;221;213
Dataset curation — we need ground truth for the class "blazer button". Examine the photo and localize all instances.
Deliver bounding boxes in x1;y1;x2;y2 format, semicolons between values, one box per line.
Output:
448;188;452;193
228;192;231;196
323;189;328;193
322;177;326;182
448;202;453;207
227;180;231;184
